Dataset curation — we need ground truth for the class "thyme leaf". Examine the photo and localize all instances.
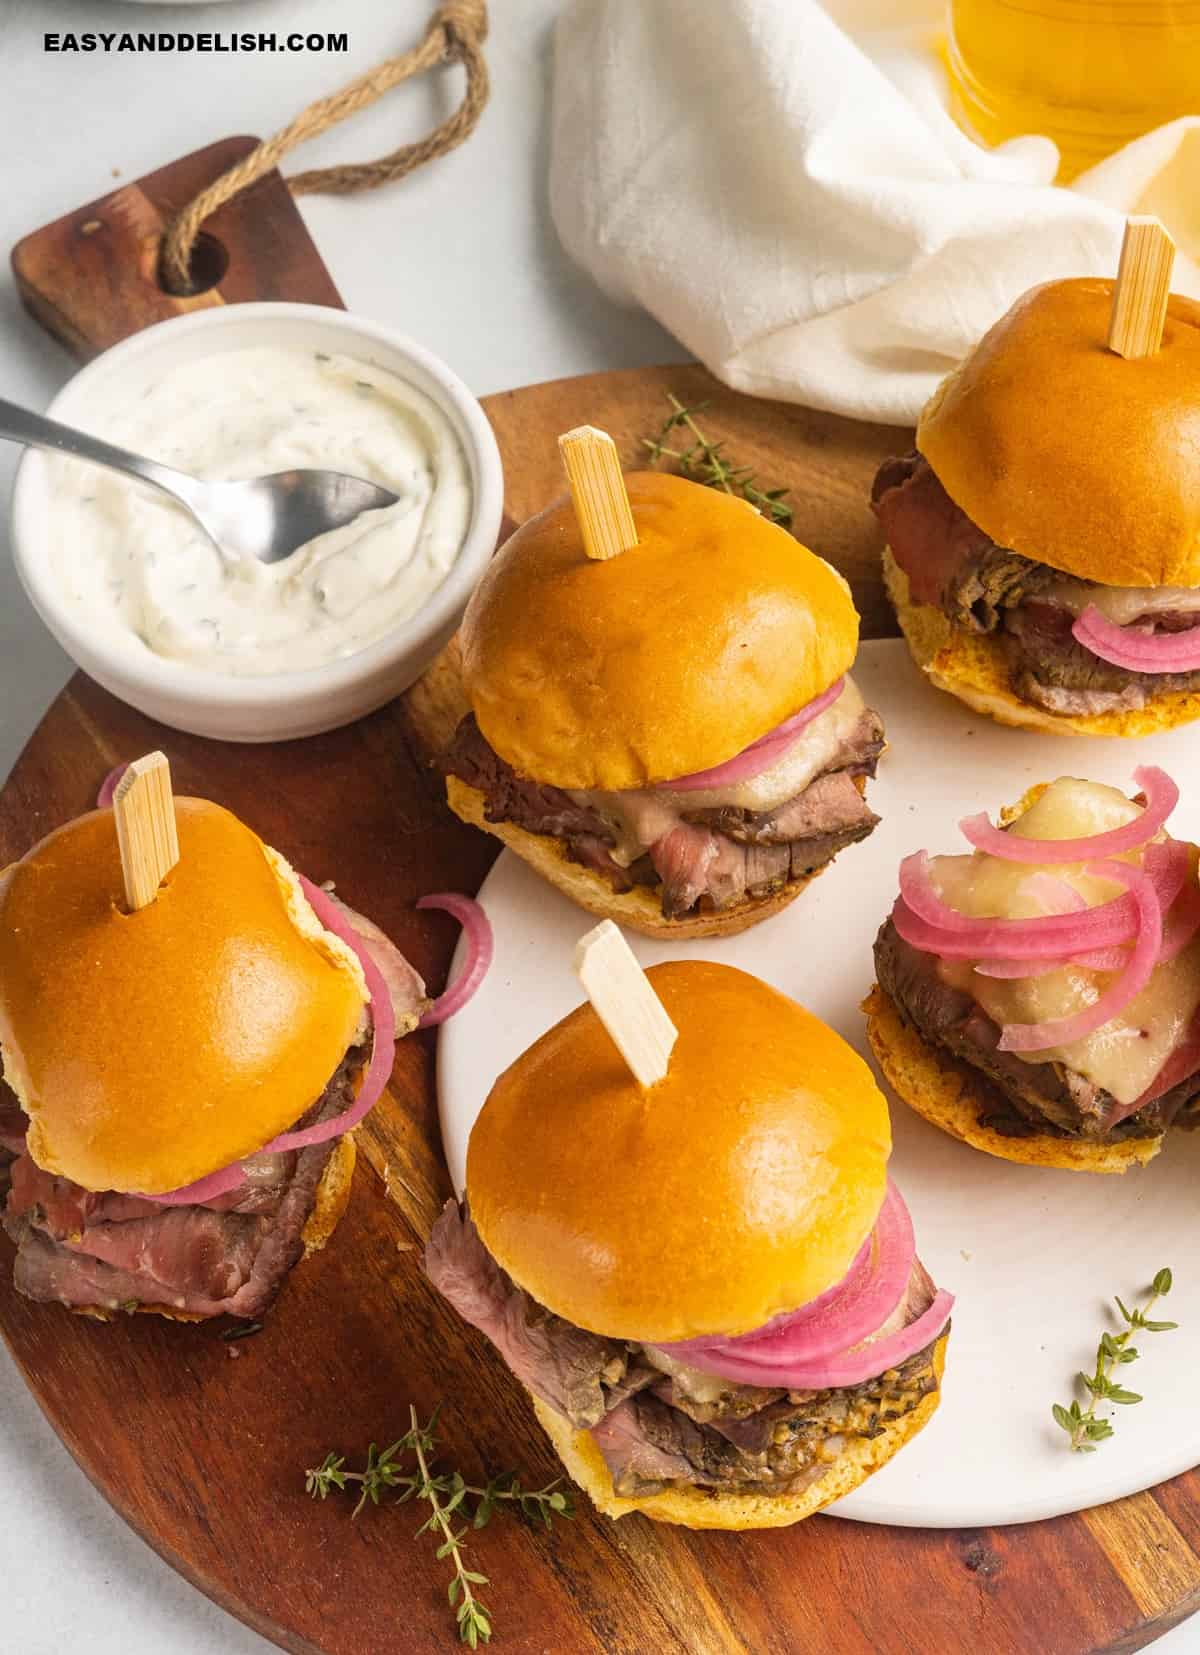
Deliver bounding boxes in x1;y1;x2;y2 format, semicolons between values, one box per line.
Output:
1053;1269;1177;1452
305;1406;572;1644
642;393;794;527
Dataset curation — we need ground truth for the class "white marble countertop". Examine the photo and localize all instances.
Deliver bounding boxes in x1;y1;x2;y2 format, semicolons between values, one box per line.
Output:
0;1;1195;1650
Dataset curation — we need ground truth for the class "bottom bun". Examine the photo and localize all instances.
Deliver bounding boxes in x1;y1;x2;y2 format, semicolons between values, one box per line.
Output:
72;1131;358;1324
301;1131;357;1256
884;550;1200;738
863;985;1159;1175
532;1336;946;1531
446;776;831;940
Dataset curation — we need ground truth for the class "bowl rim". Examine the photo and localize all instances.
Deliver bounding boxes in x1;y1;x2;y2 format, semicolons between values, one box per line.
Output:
10;301;504;709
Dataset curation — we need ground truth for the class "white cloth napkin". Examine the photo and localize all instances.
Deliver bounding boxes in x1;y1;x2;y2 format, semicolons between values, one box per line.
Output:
549;0;1200;424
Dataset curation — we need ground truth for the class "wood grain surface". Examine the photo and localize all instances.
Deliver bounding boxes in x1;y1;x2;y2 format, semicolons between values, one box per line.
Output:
12;135;341;357
4;134;1198;1655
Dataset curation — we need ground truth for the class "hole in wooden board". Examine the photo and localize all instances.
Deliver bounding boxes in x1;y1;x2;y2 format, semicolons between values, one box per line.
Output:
157;231;229;297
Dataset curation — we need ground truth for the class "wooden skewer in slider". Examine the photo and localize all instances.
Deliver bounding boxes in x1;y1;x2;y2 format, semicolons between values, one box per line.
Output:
573;919;677;1088
1108;216;1176;360
558;425;638;561
113;751;180;911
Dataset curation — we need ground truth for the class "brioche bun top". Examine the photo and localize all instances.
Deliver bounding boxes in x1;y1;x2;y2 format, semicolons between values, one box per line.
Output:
467;960;891;1343
0;800;367;1194
919;278;1200;588
459;471;859;792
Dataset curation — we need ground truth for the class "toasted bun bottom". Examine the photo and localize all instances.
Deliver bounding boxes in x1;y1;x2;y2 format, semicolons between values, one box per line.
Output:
301;1131;357;1257
446;776;832;940
883;550;1200;738
531;1336;946;1530
70;1132;358;1324
862;985;1158;1174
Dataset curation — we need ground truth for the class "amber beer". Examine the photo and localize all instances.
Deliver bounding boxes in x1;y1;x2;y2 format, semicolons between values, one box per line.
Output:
946;0;1200;180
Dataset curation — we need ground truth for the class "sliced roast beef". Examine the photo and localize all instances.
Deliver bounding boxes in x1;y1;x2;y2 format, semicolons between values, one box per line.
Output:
872;452;1200;713
0;1084;26;1198
423;1200;649;1428
0;1086;26;1158
592;1335;939;1498
324;895;429;1025
684;767;879;846
443;708;883;920
3;1043;369;1320
444;717;615;844
1002;603;1200;716
423;1202;943;1500
874;920;1200;1141
871;453;1055;628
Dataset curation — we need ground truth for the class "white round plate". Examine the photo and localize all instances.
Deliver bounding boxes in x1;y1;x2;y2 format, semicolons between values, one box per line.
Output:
436;639;1200;1528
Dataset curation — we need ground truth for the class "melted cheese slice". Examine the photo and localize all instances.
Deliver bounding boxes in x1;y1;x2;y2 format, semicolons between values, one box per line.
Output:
931;777;1200;1106
1043;581;1200;624
570;676;869;867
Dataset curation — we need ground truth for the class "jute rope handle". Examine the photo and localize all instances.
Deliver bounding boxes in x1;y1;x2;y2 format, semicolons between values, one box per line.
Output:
161;0;489;294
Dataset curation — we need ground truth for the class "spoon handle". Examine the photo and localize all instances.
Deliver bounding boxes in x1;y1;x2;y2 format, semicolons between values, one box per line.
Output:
0;397;197;507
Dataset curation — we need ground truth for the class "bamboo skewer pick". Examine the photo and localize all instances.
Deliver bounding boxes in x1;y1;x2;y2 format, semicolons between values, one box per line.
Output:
573;919;678;1088
558;425;639;560
1108;216;1176;360
112;751;180;912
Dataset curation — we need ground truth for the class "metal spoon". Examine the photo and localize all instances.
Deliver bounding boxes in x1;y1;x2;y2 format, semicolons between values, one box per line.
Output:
0;396;400;566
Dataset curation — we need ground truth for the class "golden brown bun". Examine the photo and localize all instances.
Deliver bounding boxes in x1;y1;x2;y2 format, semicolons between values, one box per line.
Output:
301;1132;358;1256
468;961;892;1344
75;1134;358;1323
884;549;1200;736
459;471;860;792
919;278;1200;588
446;775;831;939
863;986;1159;1174
404;634;473;763
532;1335;947;1529
0;801;368;1195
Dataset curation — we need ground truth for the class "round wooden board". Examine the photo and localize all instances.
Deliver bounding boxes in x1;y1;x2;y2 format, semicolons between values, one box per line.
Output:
3;366;1200;1655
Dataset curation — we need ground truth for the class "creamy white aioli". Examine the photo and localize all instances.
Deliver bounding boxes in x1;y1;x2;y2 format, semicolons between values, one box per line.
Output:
45;348;473;676
569;677;870;866
931;778;1200;1105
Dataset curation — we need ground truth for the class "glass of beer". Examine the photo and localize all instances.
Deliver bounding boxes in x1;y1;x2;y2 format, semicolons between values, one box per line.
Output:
946;0;1200;180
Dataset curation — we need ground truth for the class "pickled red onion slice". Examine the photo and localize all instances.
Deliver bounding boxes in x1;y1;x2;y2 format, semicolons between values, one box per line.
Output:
897;857;1134;951
1069;947;1133;972
705;1290;955;1392
1073;606;1200;673
655;678;845;793
1021;873;1085;913
663;1181;915;1379
1159;881;1200;964
262;876;396;1151
971;876;1085;972
416;893;494;1027
96;762;129;808
959;767;1177;862
975;946;1132;979
139;873;396;1202
893;840;1186;960
137;1162;249;1207
997;860;1162;1053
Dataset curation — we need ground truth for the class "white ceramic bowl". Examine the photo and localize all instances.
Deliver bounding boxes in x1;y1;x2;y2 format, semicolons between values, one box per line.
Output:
11;304;504;742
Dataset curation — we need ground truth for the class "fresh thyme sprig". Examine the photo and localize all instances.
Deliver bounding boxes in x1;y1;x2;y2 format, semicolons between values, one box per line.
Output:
306;1405;572;1646
643;393;794;527
1053;1268;1177;1452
